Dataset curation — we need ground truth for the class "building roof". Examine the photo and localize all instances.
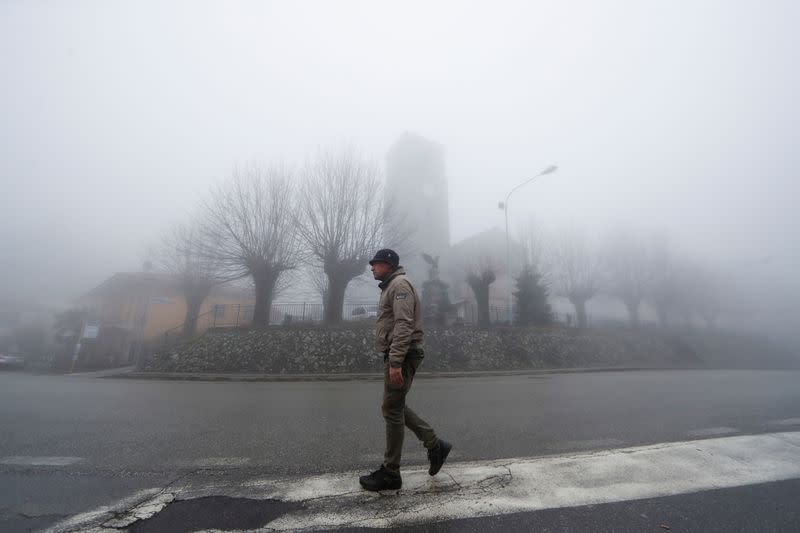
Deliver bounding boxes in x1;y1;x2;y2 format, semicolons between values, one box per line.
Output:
386;131;444;159
83;272;178;298
447;227;524;259
82;272;253;300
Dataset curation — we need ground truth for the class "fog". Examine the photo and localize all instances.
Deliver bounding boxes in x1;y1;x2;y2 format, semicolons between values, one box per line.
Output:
2;1;798;338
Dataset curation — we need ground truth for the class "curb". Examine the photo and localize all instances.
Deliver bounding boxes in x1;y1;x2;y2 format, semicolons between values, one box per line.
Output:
101;366;670;382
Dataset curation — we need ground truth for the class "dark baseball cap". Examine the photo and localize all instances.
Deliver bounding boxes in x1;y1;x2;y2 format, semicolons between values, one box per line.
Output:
369;249;400;268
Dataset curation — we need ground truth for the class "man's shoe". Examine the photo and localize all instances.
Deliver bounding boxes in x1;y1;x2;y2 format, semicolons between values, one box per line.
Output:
427;439;452;476
359;466;402;491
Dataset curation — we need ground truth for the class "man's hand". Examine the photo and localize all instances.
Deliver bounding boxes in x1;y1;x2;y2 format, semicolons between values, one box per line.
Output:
389;366;404;389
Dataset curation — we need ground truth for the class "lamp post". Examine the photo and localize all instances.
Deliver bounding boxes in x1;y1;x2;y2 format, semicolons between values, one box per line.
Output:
499;165;558;323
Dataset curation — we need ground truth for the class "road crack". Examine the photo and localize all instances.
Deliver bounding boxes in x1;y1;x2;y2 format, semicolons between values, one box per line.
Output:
1;510;68;520
98;468;202;530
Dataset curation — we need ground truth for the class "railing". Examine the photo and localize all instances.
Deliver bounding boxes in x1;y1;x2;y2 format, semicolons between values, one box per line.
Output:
158;303;379;350
456;304;514;326
456;305;579;327
204;303;524;328
158;302;580;350
204;302;380;328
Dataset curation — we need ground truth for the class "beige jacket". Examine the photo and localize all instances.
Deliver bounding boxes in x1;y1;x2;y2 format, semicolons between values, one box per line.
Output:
375;267;424;367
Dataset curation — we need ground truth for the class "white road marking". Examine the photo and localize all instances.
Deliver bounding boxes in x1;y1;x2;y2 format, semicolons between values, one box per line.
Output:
0;456;83;466
44;431;800;532
255;431;800;530
686;426;739;438
43;488;165;533
102;492;175;529
179;457;252;467
770;417;800;427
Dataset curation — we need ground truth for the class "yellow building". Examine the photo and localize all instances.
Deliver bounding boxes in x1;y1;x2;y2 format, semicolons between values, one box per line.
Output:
79;272;253;366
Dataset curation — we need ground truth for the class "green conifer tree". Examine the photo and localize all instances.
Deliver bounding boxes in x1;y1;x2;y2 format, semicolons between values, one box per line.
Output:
514;265;554;326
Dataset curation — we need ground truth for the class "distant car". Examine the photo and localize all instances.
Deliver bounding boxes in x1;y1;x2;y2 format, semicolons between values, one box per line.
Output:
0;353;26;369
351;305;378;320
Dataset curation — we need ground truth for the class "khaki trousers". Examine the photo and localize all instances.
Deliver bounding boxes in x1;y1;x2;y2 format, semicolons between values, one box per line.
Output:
382;357;438;473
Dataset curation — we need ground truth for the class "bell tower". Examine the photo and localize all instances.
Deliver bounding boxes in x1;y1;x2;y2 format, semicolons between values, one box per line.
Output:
385;132;450;281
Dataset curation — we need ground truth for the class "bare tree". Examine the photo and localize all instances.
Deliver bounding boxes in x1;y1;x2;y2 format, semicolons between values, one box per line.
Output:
466;259;497;327
647;233;680;327
202;164;301;327
693;267;725;329
547;228;599;328
646;235;712;329
601;226;653;328
152;221;228;335
666;260;726;330
296;148;400;324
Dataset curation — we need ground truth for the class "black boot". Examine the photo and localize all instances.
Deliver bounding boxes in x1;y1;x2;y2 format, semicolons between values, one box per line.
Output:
359;465;402;491
427;439;452;476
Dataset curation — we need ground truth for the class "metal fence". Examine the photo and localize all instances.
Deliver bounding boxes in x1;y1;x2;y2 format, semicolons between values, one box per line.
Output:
201;302;521;328
158;302;580;349
202;302;383;328
151;304;589;364
159;303;380;348
456;305;514;326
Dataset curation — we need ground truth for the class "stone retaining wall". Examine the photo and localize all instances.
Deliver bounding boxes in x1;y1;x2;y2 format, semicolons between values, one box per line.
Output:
142;326;798;373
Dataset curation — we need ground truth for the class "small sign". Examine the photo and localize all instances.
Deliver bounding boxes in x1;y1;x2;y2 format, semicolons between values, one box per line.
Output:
82;325;100;339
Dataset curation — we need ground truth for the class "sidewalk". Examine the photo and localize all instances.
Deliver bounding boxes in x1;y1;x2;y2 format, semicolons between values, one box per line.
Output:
102;366;654;382
70;366;139;378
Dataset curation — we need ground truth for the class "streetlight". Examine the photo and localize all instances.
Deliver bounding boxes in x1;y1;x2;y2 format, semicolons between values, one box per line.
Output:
498;165;558;323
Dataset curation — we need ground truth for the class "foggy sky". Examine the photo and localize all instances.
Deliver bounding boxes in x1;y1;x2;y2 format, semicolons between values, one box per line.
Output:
1;0;798;309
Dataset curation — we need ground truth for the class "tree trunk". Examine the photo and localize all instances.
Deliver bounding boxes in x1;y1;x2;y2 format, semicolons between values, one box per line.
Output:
324;275;349;325
252;268;279;327
624;298;641;328
472;284;490;327
182;287;211;336
569;296;589;328
466;270;496;328
322;260;364;325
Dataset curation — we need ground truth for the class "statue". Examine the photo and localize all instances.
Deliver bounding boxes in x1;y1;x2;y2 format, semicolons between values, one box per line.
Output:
421;253;456;327
422;253;440;281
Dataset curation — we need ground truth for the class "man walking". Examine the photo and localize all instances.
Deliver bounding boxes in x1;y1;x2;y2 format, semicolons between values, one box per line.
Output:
359;249;452;492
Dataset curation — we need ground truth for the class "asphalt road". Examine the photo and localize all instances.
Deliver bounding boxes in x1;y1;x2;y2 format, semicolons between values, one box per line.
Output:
335;479;800;533
1;369;799;531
